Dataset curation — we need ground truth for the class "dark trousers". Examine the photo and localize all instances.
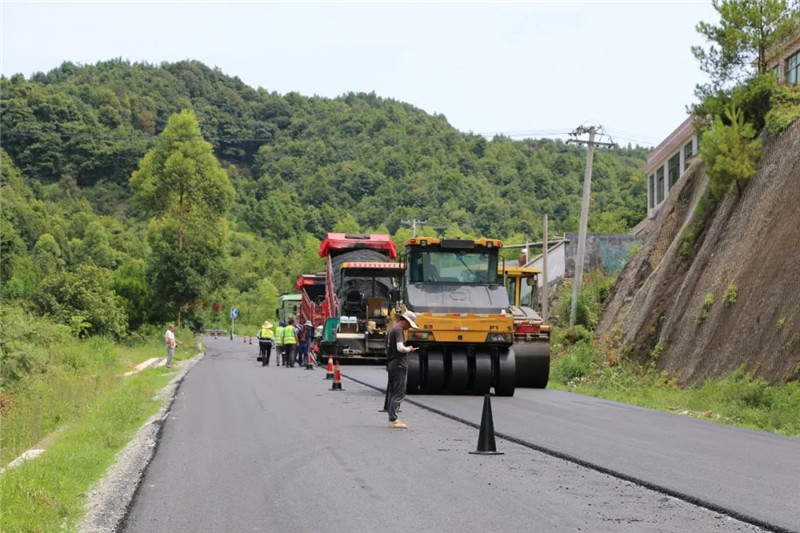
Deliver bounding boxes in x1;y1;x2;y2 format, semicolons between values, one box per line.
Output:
387;365;408;422
297;342;308;365
259;341;272;366
283;345;295;367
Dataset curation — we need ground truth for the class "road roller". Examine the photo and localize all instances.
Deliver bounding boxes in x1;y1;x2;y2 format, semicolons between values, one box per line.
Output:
499;265;551;389
400;237;517;396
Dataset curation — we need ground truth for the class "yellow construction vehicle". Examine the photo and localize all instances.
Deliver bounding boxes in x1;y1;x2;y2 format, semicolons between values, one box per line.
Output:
400;237;516;396
499;265;551;388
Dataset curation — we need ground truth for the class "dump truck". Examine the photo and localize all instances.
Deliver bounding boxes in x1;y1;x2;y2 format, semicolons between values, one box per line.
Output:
295;273;327;327
500;265;551;388
400;237;517;396
318;233;404;361
275;292;302;325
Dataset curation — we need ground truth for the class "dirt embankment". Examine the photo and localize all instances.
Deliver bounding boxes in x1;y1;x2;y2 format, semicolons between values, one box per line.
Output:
598;120;800;384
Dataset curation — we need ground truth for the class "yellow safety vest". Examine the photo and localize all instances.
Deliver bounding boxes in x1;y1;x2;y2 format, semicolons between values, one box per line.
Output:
260;328;274;339
275;326;284;345
283;326;297;345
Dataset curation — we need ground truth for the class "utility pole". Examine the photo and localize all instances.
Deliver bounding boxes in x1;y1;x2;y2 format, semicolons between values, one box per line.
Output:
401;219;427;237
566;125;616;327
542;214;549;323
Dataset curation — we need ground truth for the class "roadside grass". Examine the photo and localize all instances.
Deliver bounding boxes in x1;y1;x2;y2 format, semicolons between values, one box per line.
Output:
549;328;800;438
1;306;195;467
1;306;199;532
0;369;173;533
545;272;800;438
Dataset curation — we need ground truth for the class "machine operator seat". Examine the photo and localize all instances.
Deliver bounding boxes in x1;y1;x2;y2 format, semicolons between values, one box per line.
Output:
342;289;364;318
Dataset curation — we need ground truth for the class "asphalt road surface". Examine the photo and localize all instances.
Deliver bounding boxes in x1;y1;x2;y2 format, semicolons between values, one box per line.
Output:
120;338;799;533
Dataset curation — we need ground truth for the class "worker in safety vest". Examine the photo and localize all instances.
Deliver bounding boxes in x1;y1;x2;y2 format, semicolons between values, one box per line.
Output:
274;321;285;366
257;321;275;366
282;318;298;367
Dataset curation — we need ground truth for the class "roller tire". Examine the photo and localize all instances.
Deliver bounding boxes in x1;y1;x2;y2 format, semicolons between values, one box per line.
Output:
472;351;492;395
448;349;470;394
494;348;516;397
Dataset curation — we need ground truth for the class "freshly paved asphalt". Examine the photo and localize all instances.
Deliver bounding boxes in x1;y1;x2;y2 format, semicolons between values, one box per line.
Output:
120;338;797;533
347;367;800;533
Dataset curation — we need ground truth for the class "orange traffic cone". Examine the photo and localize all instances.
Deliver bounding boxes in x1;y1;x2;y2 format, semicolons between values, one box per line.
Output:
243;336;246;343
249;336;253;344
325;356;334;380
214;331;218;339
305;351;314;370
330;361;344;391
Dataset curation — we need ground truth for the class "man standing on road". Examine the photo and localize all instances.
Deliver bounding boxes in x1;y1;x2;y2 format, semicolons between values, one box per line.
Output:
386;310;418;429
283;318;298;367
164;324;182;369
275;321;285;366
257;321;275;366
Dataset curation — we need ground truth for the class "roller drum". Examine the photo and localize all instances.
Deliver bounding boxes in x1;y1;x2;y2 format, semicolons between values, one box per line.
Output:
514;341;550;389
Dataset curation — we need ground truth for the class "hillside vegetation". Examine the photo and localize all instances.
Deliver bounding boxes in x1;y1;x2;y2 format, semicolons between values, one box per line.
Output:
1;59;648;336
597;120;800;385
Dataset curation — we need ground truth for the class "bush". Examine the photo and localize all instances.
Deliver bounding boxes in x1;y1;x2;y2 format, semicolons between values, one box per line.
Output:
714;366;775;409
724;284;738;306
765;84;800;135
552;341;603;383
696;292;715;325
699;104;762;201
0;306;72;385
551;271;616;330
562;325;593;346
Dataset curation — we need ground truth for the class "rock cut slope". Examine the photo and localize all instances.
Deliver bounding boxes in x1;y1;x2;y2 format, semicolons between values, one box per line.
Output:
598;120;800;384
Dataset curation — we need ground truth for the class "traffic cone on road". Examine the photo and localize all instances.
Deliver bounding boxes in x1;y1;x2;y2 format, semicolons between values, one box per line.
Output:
325;356;334;380
243;336;246;343
249;336;253;344
305;352;314;370
469;394;503;455
214;331;218;339
330;361;344;391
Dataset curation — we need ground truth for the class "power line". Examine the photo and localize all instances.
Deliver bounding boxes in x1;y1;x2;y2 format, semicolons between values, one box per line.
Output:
401;219;427;238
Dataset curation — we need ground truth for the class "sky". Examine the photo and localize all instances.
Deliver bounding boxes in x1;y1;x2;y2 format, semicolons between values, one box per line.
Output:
0;1;720;148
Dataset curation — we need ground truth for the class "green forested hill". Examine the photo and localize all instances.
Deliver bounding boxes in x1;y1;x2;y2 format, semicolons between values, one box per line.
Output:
1;59;650;334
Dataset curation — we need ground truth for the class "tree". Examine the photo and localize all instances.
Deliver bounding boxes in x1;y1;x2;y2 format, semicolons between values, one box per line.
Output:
332;214;360;234
131;110;234;326
32;233;63;277
32;264;127;338
699;104;762;199
692;0;799;94
131;109;234;250
112;260;149;331
144;214;230;327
